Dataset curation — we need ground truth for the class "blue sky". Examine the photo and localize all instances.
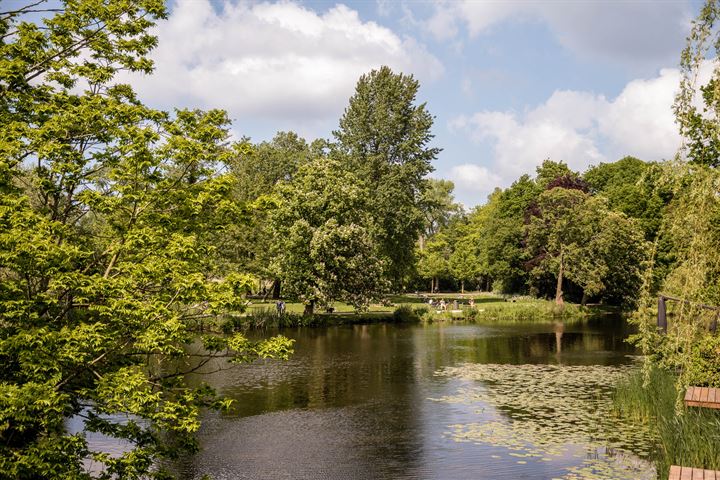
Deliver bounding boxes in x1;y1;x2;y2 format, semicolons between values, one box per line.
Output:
124;0;701;206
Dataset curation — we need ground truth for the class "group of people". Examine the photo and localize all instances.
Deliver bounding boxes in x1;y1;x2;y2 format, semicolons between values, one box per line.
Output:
426;298;475;311
275;300;286;315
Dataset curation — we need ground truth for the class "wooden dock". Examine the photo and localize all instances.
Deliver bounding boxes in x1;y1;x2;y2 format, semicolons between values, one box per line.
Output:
668;387;720;479
669;466;719;479
684;386;720;409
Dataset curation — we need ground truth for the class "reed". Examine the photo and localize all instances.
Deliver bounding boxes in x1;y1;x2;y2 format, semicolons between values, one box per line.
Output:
612;366;720;478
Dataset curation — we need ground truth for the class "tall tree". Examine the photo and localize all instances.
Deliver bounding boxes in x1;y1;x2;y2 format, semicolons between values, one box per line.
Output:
675;0;720;167
334;66;440;286
448;236;480;294
417;233;451;293
526;188;589;304
224;132;312;296
230;131;311;203
269;159;386;315
526;188;647;306
584;156;665;239
420;178;461;239
477;176;538;293
0;2;292;477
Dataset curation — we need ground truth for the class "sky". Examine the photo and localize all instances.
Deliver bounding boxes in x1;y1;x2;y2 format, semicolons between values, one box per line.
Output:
123;0;701;206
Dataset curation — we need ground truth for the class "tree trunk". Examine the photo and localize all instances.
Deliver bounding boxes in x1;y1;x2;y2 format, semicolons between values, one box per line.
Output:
486;277;491;292
303;300;315;316
581;291;588;306
461;280;465;294
272;279;281;300
430;278;434;293
555;249;564;306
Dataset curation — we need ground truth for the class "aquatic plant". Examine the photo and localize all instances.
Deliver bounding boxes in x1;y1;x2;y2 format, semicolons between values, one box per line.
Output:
613;366;720;478
431;363;656;479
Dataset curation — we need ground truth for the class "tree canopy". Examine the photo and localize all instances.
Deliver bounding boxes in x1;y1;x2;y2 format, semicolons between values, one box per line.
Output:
0;2;292;477
334;66;440;286
269;159;386;315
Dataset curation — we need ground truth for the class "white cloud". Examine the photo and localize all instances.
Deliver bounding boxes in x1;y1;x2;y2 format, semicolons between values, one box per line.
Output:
446;164;502;204
425;6;459;41
449;67;685;201
426;1;691;64
597;68;683;161
123;1;442;130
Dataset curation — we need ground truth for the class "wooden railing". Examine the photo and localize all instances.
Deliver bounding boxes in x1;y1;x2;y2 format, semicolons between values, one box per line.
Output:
657;294;719;333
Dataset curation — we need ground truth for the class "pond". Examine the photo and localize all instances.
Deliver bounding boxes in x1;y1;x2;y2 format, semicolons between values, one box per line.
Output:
166;316;655;479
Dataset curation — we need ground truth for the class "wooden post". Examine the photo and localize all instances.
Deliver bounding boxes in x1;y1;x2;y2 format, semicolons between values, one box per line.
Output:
658;295;667;333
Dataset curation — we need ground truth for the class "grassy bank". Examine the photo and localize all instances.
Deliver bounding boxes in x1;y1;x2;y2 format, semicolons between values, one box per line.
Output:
613;366;720;477
218;293;610;331
219;308;398;331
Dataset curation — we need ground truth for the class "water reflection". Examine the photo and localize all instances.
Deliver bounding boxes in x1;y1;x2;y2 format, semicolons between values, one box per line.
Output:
168;316;649;479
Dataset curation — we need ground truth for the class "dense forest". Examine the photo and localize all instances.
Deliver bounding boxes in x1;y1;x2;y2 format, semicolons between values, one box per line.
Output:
2;0;720;478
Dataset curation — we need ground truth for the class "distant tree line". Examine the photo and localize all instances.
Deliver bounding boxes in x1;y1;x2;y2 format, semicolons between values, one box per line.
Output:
416;157;663;308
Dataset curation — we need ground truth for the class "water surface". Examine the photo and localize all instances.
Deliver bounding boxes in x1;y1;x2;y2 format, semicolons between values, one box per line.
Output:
173;317;654;479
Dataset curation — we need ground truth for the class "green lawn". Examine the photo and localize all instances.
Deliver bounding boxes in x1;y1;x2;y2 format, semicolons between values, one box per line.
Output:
247;292;540;316
246;300;392;315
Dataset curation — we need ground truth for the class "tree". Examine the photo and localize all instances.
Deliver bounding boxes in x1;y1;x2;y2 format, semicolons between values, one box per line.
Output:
448;236;480;294
535;159;576;189
419;178;461;241
674;0;720;167
526;188;589;304
593;209;649;307
584;156;665;239
225;132;312;297
269;158;386;315
472;176;538;293
417;233;451;293
334;66;440;286
526;188;647;306
0;2;292;477
230;131;311;203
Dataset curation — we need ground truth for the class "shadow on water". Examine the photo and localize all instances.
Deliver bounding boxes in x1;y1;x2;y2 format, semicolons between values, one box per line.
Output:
166;315;652;479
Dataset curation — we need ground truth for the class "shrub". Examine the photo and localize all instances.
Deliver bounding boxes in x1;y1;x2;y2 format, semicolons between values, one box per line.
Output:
684;335;720;387
393;305;421;323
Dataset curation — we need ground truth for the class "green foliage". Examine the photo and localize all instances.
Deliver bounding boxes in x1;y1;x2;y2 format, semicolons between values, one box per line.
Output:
230;131;311;203
613;367;720;478
417;232;451;284
420;158;650;306
475;176;538;293
584;157;666;240
420;178;461;236
684;335;720;387
0;2;293;478
448;235;480;291
675;0;720;167
534;159;576;189
334;66;440;285
269;158;387;314
220;132;312;281
391;305;423;323
526;186;648;306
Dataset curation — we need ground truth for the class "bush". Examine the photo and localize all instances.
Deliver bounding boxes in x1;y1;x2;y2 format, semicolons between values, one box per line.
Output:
684;335;720;387
220;307;310;330
393;305;421;323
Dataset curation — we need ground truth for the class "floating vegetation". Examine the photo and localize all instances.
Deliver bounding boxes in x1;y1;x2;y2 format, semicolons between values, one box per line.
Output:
431;363;657;479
